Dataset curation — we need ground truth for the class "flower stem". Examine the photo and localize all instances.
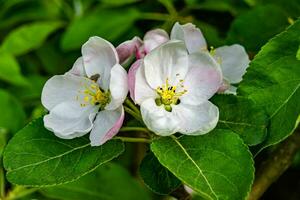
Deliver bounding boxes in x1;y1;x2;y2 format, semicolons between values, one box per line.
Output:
125;98;140;114
114;136;151;143
124;106;143;123
120;127;149;133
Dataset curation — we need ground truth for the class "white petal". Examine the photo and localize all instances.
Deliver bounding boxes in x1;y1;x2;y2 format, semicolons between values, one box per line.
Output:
214;44;250;84
143;41;189;88
42;74;94;110
67;57;86;76
140;98;180;136
105;64;128;110
223;85;237;95
173;101;219;135
134;63;157;105
82;36;119;90
143;29;169;53
171;22;207;53
116;36;142;64
180;52;222;105
89;106;124;146
128;59;141;101
44;101;98;139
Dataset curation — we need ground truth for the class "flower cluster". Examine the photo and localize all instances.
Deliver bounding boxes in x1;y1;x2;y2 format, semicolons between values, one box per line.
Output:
42;22;249;146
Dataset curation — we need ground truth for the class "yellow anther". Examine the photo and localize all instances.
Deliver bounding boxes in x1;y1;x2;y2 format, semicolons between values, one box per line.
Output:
155;78;187;107
77;82;110;108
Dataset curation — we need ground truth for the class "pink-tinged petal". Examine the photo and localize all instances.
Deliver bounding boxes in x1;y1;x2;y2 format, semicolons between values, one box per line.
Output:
67;57;86;76
180;52;222;105
172;101;219;135
42;74;94;110
82;36;118;90
214;44;250;84
143;29;169;53
140;98;180;136
105;64;128;110
171;22;207;53
134;63;157;105
128;59;141;101
143;41;189;89
44;101;98;139
89;106;124;146
116;36;143;64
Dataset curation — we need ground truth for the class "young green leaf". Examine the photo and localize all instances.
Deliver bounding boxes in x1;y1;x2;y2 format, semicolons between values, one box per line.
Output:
226;5;289;52
151;130;254;200
0;89;26;134
238;19;300;154
0;52;29;86
61;8;139;51
139;152;181;195
212;95;267;146
41;163;151;200
3;118;125;186
1;21;63;56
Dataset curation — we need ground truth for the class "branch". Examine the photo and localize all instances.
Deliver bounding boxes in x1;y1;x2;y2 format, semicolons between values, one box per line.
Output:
248;129;300;200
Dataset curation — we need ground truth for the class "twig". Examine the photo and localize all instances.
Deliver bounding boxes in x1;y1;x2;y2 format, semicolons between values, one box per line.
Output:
248;129;300;200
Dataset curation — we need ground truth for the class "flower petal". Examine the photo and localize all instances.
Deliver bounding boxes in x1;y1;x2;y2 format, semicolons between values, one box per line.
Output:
140;98;180;136
44;101;98;139
214;44;250;84
143;41;188;88
116;36;143;64
82;36;119;90
105;64;128;110
128;59;141;101
172;101;219;135
67;57;86;76
143;29;169;53
42;74;93;110
180;52;222;105
134;63;157;104
171;22;207;53
89;106;124;146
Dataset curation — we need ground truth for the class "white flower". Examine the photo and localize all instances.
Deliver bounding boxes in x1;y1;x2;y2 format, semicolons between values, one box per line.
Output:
132;41;222;136
171;22;250;94
41;36;128;146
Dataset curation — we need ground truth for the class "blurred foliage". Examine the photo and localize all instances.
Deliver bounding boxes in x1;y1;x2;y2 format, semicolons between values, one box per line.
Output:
0;0;298;199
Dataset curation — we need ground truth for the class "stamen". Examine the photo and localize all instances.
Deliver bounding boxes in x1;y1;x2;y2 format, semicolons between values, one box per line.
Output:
77;81;110;109
155;77;187;111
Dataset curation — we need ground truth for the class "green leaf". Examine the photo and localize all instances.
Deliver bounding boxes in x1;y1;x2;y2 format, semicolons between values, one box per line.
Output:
139;152;181;195
297;43;300;60
0;52;29;86
151;130;254;200
1;21;63;56
61;8;139;51
238;19;300;153
0;89;26;133
101;0;139;6
226;5;289;52
3;118;125;186
41;163;151;200
212;95;267;146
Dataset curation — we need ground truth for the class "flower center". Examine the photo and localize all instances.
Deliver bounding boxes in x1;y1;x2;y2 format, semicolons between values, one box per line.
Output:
77;81;110;109
155;78;187;112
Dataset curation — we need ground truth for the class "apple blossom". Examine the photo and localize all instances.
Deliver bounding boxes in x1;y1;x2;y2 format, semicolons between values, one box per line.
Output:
120;22;249;95
131;40;222;136
171;22;250;94
41;36;128;146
